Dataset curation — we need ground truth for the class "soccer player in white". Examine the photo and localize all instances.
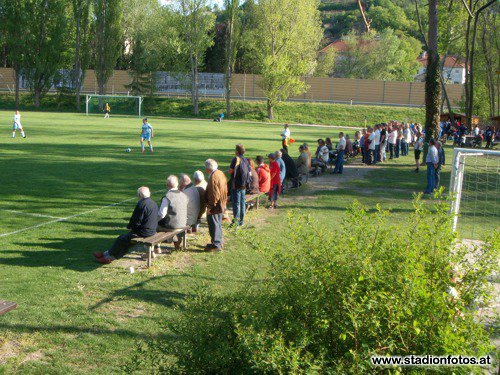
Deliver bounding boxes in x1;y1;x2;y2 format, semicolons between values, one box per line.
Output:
12;110;26;138
140;118;154;153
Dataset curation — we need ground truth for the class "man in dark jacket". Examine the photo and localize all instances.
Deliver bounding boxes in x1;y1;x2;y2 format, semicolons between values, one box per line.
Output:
280;149;299;188
93;186;158;264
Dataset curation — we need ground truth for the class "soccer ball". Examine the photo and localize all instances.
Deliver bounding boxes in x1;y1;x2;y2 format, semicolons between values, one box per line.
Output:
125;148;131;153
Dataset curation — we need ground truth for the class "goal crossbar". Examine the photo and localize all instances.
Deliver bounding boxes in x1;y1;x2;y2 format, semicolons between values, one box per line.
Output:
449;147;500;232
85;94;143;117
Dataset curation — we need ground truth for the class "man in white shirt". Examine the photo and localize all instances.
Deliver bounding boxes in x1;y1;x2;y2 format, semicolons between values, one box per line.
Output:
368;127;376;165
373;125;381;163
388;126;398;159
12;110;26;139
333;132;346;174
319;141;330;164
424;139;439;194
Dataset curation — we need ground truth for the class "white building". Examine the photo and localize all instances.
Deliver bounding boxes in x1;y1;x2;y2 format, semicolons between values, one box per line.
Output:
416;52;466;84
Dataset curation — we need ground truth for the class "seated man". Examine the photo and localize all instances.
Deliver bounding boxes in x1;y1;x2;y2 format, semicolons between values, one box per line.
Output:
179;173;201;231
157;175;188;251
94;186;158;264
296;145;310;176
255;156;271;193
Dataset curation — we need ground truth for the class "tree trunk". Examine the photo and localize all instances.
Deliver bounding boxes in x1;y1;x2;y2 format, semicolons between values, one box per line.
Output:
267;99;273;120
34;88;40;108
424;0;440;143
74;14;82;111
464;0;473;126
14;69;20;109
225;18;233;118
356;0;371;33
439;54;453;117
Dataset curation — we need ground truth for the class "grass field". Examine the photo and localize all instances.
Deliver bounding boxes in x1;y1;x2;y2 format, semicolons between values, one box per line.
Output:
0;111;496;373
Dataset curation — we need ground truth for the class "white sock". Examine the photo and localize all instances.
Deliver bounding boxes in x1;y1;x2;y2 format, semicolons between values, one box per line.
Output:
21;131;25;137
11;132;15;138
141;144;145;152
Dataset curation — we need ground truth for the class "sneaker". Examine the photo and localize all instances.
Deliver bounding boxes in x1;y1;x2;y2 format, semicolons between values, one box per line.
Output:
204;244;218;251
93;251;104;258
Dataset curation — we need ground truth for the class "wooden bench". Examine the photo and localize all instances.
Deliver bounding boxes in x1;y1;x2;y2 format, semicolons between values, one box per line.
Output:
245;192;268;212
131;227;190;267
0;300;17;316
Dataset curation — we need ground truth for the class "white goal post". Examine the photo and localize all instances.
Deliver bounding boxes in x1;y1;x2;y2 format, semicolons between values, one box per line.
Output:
85;94;143;117
449;147;500;233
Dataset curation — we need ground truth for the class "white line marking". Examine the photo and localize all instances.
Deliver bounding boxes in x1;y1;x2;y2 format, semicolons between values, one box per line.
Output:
0;209;64;220
0;190;163;238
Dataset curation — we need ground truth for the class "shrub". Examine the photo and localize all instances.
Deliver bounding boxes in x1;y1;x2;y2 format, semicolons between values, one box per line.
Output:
128;197;498;373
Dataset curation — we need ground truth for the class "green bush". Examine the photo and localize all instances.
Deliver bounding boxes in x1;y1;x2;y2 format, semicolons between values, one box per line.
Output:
128;197;498;373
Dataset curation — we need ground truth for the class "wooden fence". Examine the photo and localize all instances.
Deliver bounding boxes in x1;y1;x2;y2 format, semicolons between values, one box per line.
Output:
0;68;464;108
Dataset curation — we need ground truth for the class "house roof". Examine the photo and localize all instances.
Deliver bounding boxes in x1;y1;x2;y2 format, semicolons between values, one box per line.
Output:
417;54;466;69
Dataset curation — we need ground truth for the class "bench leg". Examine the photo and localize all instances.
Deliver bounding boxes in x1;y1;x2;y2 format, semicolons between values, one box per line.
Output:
147;245;152;267
182;231;187;251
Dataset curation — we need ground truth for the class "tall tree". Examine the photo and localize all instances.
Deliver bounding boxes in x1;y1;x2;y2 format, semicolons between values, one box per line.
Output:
249;0;322;119
71;0;92;110
0;0;28;108
22;0;70;107
93;0;123;95
177;0;215;115
224;0;240;118
424;0;440;142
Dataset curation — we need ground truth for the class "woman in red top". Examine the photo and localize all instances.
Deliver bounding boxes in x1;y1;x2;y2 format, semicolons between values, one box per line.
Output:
267;153;281;209
255;156;271;193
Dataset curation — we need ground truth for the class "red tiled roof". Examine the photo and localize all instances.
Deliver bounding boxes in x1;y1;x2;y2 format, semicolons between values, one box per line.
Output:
418;55;466;68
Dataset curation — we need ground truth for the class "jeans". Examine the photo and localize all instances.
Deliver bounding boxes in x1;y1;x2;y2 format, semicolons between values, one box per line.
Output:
207;213;223;248
231;188;246;226
389;143;395;159
368;149;375;165
435;165;442;189
333;150;345;173
374;145;380;163
401;141;409;156
425;162;436;194
395;141;400;158
108;232;138;259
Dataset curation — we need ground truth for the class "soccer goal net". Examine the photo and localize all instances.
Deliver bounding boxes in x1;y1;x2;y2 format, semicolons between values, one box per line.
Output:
85;94;143;117
449;148;500;239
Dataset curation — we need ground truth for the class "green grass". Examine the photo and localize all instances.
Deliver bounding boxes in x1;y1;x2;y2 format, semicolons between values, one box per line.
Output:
0;111;496;373
0;92;426;127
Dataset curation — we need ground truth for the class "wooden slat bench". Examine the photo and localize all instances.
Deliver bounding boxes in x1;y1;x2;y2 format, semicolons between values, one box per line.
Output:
131;227;190;267
245;192;268;212
0;300;17;316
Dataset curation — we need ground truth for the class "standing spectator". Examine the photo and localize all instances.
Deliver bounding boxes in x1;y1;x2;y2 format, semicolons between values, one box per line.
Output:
205;159;228;251
379;124;387;163
395;125;403;158
179;174;201;230
93;187;158;264
402;123;411;156
485;126;493;149
374;124;381;163
281;124;291;152
268;153;281;209
247;158;261;194
388;126;397;159
367;127;376;165
424;139;439;194
157;175;188;252
296;144;310;176
193;170;207;233
229;144;251;227
255;156;271;193
414;132;424;173
435;141;446;190
280;149;299;188
360;129;366;163
332;132;346;174
275;150;287;185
